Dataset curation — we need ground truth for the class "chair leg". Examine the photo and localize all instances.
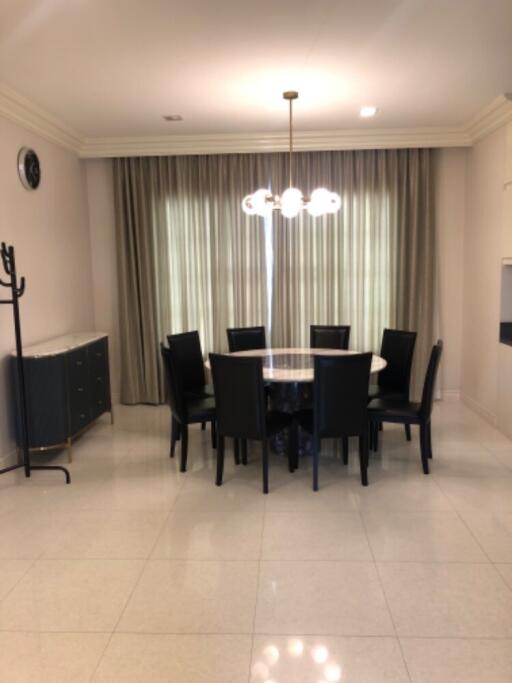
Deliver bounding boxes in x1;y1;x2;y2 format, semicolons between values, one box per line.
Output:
180;424;189;472
170;417;179;458
313;437;320;492
342;437;349;465
262;440;269;494
241;439;248;465
201;422;206;431
216;435;225;486
405;423;412;441
358;432;369;486
233;438;240;465
210;420;217;449
419;423;430;474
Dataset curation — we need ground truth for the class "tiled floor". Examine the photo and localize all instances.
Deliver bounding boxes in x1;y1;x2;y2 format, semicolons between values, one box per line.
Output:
1;400;512;681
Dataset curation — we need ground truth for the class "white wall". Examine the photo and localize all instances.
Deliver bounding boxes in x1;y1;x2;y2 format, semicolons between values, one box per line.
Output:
434;147;467;397
85;159;120;403
0;117;95;465
460;125;507;424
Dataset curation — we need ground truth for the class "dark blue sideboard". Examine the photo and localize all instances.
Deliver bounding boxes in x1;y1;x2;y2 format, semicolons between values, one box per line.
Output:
16;333;113;461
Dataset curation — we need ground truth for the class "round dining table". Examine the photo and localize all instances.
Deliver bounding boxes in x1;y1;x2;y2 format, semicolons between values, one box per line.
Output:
225;347;387;381
206;347;387;457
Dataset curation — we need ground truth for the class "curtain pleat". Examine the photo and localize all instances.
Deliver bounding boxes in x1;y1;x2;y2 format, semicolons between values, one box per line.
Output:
113;154;270;403
113;158;163;404
271;148;435;398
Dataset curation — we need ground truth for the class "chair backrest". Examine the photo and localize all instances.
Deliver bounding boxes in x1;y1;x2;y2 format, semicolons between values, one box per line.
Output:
419;340;443;421
310;324;350;350
377;328;417;397
209;353;267;439
226;326;266;352
313;352;373;438
160;344;186;421
167;331;205;392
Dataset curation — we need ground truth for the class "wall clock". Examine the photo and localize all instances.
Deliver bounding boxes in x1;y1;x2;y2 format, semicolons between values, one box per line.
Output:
17;147;41;190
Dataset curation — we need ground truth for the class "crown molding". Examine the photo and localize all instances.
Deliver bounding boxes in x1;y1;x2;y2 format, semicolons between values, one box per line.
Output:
465;94;512;143
79;126;470;158
1;81;512;158
0;83;83;152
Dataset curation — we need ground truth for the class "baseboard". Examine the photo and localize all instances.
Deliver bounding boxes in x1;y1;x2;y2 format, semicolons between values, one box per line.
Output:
440;389;461;402
461;392;498;426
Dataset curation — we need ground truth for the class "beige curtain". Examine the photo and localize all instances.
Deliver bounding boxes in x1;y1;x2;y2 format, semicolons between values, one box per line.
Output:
114;148;435;404
113;155;269;404
113;158;163;404
271;148;435;398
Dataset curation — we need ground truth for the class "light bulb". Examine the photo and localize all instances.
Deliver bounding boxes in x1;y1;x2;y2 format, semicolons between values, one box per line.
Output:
307;188;330;216
281;187;303;218
242;194;257;215
251;188;273;216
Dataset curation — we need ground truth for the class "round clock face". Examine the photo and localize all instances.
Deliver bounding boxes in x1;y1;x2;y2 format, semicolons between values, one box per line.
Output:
17;147;41;190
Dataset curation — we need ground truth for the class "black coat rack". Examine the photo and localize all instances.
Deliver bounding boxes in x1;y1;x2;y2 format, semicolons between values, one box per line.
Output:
0;242;70;483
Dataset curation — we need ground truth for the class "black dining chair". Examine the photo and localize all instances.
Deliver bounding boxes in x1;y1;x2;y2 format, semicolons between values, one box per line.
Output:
368;340;443;474
168;330;213;432
368;328;417;440
297;353;373;489
167;331;213;400
209;353;294;494
310;324;350;350
161;344;216;473
226;326;266;352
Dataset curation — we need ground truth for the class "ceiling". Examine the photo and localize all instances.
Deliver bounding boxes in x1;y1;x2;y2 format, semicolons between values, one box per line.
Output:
0;0;511;146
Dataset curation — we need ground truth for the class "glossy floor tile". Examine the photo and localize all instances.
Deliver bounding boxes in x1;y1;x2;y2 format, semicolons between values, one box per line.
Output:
93;634;252;682
118;559;259;633
363;510;487;562
378;562;512;637
250;635;410;682
255;561;394;635
0;632;110;683
0;401;511;681
400;637;512;683
261;510;372;561
0;559;144;632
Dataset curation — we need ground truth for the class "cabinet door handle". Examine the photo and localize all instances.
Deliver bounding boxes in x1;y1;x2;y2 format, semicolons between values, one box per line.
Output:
96;352;102;357
77;387;84;392
96;376;103;382
80;413;86;419
76;360;83;366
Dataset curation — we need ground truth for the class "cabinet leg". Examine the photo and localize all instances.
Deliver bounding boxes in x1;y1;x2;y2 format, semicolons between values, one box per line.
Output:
67;438;72;464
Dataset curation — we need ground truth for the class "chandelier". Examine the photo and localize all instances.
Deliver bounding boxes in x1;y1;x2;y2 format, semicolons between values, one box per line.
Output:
241;91;341;219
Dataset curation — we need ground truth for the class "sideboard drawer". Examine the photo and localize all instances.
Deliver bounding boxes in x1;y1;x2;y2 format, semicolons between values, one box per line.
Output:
15;334;112;452
70;399;91;435
68;347;88;385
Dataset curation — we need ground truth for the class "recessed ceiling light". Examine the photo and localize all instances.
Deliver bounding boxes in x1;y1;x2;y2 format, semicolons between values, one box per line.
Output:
163;114;183;121
360;106;378;118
